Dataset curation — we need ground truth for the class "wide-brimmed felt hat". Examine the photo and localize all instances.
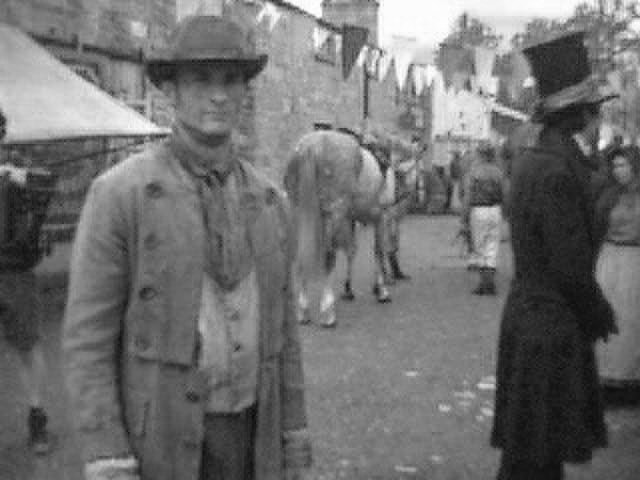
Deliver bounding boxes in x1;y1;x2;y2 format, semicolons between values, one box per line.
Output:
523;31;617;121
146;16;268;87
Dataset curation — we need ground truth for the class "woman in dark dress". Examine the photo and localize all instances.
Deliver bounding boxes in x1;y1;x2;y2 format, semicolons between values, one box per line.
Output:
491;32;618;480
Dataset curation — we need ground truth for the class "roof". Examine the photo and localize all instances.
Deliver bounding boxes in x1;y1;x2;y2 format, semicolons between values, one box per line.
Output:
0;23;169;145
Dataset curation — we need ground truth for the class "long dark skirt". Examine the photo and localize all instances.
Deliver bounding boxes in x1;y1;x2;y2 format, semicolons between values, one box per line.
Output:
491;287;607;466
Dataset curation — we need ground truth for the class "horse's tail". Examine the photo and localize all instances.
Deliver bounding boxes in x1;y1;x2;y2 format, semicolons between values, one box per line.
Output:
284;137;325;282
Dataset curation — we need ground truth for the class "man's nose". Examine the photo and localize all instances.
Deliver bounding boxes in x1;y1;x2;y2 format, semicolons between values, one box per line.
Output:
207;84;229;103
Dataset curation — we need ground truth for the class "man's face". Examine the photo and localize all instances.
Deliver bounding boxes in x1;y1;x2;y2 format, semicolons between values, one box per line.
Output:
168;63;247;141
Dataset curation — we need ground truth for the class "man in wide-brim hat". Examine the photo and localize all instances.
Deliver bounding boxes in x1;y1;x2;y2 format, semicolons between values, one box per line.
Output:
63;15;311;480
491;31;618;480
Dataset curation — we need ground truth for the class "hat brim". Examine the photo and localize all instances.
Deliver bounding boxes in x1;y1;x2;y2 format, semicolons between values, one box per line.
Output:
146;54;268;88
532;77;619;121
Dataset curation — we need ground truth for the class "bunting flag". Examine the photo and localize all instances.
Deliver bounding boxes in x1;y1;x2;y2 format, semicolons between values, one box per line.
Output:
424;65;439;88
256;1;282;31
356;45;369;68
377;52;392;82
342;24;369;79
413;66;425;96
393;50;414;90
313;25;331;50
335;34;343;59
366;47;381;78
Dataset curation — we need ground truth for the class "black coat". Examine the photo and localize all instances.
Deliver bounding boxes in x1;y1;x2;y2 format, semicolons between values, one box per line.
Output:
491;128;615;466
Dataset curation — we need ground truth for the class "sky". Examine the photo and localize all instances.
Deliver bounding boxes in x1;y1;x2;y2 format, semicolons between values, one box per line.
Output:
287;0;587;49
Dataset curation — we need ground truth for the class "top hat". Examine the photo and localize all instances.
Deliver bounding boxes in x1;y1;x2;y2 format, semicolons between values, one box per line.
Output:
523;31;617;120
146;16;268;87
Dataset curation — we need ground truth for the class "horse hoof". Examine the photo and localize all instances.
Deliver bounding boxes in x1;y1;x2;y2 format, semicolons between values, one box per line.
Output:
342;292;355;301
377;295;392;304
321;320;337;328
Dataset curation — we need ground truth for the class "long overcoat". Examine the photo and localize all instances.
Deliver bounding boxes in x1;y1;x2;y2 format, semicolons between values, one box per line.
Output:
491;127;615;466
62;140;308;480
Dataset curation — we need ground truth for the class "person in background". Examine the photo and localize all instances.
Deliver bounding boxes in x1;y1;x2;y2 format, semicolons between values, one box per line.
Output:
0;108;56;454
461;142;503;295
491;32;617;480
62;16;310;480
595;145;640;406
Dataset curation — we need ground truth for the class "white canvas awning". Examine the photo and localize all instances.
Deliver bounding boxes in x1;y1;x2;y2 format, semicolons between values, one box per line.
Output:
0;23;169;144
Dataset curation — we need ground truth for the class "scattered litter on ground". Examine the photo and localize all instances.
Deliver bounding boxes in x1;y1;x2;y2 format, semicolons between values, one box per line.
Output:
454;390;476;400
438;403;452;413
429;455;444;465
394;465;418;474
477;375;496;391
481;407;494;417
404;370;419;378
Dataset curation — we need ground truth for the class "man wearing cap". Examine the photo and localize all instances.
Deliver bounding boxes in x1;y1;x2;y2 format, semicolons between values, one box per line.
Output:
63;15;311;480
491;32;617;479
461;141;503;295
0;109;55;454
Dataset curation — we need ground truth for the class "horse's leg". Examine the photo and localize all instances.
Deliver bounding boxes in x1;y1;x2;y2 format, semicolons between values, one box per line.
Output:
320;250;338;327
296;274;311;324
341;221;356;301
372;216;392;303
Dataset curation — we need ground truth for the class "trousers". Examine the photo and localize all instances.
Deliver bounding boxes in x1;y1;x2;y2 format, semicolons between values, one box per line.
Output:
200;406;256;480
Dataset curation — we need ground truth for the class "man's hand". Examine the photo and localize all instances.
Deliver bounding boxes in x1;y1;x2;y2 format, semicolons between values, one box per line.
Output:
84;457;140;480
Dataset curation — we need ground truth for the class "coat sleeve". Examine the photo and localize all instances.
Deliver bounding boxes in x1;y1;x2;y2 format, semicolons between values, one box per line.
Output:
62;176;131;463
277;194;312;469
539;171;615;340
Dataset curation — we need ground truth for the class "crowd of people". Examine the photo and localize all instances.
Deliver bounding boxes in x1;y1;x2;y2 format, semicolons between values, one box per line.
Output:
0;15;639;480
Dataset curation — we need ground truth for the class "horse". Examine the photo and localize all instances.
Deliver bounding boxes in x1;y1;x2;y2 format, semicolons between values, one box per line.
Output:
283;129;416;327
340;147;417;302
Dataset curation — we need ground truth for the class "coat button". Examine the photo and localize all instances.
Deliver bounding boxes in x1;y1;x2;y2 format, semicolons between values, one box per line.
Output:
145;182;163;198
233;342;242;353
182;438;200;450
144;233;159;250
134;336;150;351
139;286;157;301
185;390;201;402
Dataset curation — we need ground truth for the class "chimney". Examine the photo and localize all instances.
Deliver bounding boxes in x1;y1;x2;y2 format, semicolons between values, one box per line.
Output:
321;0;380;46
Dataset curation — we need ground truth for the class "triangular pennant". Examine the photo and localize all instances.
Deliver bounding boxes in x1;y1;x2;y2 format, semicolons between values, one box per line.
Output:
356;45;369;68
335;34;343;58
393;51;413;90
377;52;392;82
366;48;381;78
256;2;282;31
313;25;331;50
413;66;425;96
425;65;438;87
342;24;369;79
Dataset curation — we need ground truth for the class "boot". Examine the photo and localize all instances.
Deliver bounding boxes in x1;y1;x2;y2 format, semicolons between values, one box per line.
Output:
28;407;51;455
472;268;496;296
342;280;355;301
389;253;411;281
